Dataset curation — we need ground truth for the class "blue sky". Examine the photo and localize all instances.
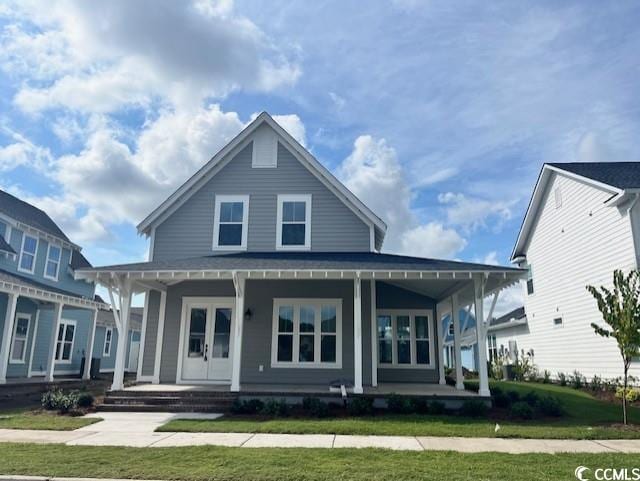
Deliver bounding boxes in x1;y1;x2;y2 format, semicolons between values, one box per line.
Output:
1;1;639;311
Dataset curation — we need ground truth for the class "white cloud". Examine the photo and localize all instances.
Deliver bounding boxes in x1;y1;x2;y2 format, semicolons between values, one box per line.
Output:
438;192;514;233
338;134;466;258
269;114;307;146
413;167;458;187
492;283;525;318
474;251;499;266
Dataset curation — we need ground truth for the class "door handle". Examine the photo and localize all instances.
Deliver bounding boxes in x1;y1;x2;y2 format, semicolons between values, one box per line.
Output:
204;343;208;362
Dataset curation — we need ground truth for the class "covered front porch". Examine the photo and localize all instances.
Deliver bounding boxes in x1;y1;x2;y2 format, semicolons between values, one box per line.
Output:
75;253;524;398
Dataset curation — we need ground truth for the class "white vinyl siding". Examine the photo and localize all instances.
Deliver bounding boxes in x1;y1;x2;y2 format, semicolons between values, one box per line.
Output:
518;172;638;379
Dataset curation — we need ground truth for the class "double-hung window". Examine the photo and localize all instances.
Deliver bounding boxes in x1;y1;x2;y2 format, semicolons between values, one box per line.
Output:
103;328;113;356
276;194;311;250
44;244;61;280
377;310;433;368
272;299;342;368
526;264;534;295
55;320;75;363
18;234;38;274
10;314;31;363
488;334;498;362
213;195;249;250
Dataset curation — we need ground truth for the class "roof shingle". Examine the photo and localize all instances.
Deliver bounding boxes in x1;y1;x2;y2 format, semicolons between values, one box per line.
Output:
548;162;640;190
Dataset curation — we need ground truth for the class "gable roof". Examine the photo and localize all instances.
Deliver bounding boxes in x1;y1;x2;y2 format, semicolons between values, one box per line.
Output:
136;112;387;249
0;236;15;255
70;249;92;270
0;189;72;242
489;306;525;327
511;162;640;261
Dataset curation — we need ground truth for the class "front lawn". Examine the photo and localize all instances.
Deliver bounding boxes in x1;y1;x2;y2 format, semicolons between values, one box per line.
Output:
0;408;101;431
1;443;639;481
158;381;640;439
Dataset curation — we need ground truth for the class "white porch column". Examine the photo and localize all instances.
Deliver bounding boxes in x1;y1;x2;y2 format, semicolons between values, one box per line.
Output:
435;300;446;385
370;279;377;387
137;290;150;381
353;275;363;394
152;290;167;384
45;302;64;382
0;293;18;383
451;293;464;390
231;273;245;392
83;308;98;380
474;276;491;397
111;280;132;391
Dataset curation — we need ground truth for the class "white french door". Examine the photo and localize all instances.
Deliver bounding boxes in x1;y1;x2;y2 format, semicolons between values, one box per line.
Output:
180;298;234;382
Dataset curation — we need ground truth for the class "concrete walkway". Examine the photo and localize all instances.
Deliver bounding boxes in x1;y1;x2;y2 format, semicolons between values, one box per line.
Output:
1;412;640;453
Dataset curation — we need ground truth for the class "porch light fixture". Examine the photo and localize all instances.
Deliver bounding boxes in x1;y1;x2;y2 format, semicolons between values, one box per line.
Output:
244;308;253;321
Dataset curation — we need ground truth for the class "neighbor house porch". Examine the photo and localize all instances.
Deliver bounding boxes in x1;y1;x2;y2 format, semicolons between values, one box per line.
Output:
75;253;524;398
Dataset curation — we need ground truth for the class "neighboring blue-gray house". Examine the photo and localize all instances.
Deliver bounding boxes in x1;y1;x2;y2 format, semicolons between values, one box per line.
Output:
93;306;143;374
77;113;524;397
0;190;107;383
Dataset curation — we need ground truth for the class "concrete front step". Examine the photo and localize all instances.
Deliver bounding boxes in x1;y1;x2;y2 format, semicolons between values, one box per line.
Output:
103;396;234;406
108;390;237;399
97;403;228;413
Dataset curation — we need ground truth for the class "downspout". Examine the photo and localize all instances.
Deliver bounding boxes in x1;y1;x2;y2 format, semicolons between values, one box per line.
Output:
627;193;640;269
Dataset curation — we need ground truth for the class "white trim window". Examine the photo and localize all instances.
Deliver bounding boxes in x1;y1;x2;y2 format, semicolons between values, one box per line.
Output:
377;310;434;368
488;334;498;363
44;243;62;281
103;327;113;356
10;313;31;364
55;320;76;363
276;194;311;250
271;299;342;368
18;234;38;274
212;195;249;250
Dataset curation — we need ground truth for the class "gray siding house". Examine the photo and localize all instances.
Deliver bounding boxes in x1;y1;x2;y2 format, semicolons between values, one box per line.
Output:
78;113;523;397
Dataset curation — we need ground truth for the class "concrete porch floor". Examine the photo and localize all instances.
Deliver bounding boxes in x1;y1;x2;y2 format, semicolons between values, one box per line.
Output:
123;382;481;398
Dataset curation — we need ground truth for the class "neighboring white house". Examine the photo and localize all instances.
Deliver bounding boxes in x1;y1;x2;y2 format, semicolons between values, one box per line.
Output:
486;306;528;364
510;162;640;380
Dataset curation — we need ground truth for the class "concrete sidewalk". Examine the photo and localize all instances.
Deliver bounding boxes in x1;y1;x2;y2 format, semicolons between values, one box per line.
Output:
0;412;639;453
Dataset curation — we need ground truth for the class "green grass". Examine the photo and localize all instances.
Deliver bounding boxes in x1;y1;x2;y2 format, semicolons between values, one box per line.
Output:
0;408;101;431
1;443;639;481
158;381;640;439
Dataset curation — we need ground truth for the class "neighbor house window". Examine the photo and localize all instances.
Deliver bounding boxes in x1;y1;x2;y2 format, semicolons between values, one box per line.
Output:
487;334;498;363
55;320;75;363
276;194;311;250
553;317;563;327
212;195;249;250
103;327;113;356
271;299;342;368
10;314;31;363
526;264;534;295
377;310;433;368
44;243;61;281
18;234;38;274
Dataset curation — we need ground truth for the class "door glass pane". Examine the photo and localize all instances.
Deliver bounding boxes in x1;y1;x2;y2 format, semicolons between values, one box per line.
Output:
188;308;206;357
212;308;231;358
299;334;314;362
282;224;305;245
277;334;293;362
397;340;411;364
415;316;428;339
300;305;315;332
278;306;293;332
416;340;429;364
321;306;336;332
321;335;336;363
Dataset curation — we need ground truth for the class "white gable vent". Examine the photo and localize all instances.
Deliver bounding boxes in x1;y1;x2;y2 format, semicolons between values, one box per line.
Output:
252;124;278;168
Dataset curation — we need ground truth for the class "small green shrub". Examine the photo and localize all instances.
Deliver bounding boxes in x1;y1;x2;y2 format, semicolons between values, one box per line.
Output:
492;391;511;409
387;393;412;414
542;370;551;384
348;397;374;416
41;389;82;414
570;370;584;389
459;399;488;418
408;397;429;414
76;391;94;408
261;399;289;417
616;387;640;402
557;372;567;386
506;390;520;403
231;398;264;415
41;389;60;410
302;397;329;418
589;375;603;392
522;391;539;407
510;401;534;420
536;396;564;417
428;400;446;415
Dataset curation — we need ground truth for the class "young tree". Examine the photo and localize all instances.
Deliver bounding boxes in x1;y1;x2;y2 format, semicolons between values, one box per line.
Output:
587;269;640;425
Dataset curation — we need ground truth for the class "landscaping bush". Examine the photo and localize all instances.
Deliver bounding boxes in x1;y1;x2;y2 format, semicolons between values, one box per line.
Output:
428;400;446;415
387;393;412;414
76;391;94;408
459;399;488;418
589;375;603;392
510;401;534;420
557;372;567;386
408;397;429;414
348;397;374;416
616;387;640;402
542;370;551;384
302;397;329;418
537;396;564;417
522;390;539;407
506;390;520;403
261;399;289;417
230;398;265;415
570;370;585;389
41;389;83;414
492;390;511;409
